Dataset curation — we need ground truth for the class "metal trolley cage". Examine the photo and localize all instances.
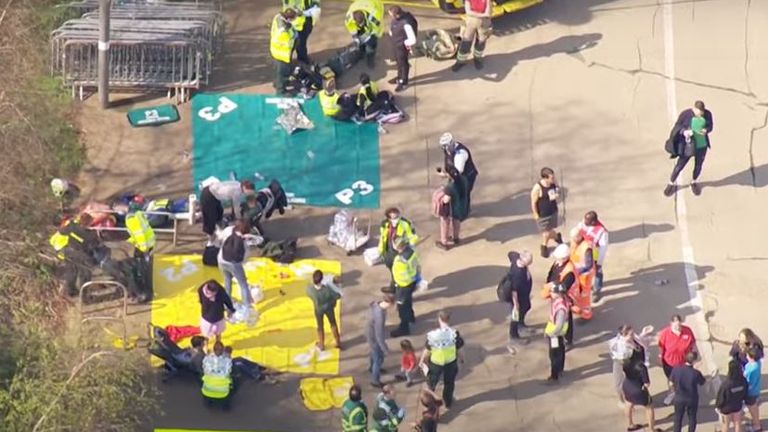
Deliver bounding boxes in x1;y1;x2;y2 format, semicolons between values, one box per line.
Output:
51;1;224;103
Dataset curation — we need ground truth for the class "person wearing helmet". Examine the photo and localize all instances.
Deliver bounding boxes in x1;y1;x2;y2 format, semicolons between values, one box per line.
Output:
544;244;578;348
438;132;478;213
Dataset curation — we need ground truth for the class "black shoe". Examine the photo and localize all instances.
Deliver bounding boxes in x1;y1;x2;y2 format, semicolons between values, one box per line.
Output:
555;232;563;244
592;292;602;303
474;58;484;70
371;381;384;388
663;183;676;197
395;83;407;92
540;245;549;258
691;182;702;196
387;77;398;84
451;61;466;72
390;328;410;338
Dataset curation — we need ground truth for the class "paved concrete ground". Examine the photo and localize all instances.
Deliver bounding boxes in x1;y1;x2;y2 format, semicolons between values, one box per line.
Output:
75;0;768;430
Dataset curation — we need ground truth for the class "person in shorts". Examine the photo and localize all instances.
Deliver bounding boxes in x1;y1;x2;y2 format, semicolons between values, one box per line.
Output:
198;280;236;343
744;347;762;432
530;167;563;258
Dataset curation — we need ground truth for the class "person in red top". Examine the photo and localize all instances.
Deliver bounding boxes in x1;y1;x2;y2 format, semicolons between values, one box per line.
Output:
657;315;697;405
396;339;418;387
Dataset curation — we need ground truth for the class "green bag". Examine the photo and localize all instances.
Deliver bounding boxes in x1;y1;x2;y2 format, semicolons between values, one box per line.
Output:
127;104;180;127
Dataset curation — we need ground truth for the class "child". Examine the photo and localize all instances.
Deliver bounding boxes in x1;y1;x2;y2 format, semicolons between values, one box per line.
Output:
744;347;762;432
396;339;417;387
412;387;442;432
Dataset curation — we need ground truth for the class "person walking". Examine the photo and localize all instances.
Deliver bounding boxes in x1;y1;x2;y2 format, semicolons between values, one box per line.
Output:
270;9;299;94
531;167;562;258
578;210;609;302
377;207;418;269
439;132;479;213
395;339;417;386
198;280;236;343
389;237;420;337
419;311;464;408
716;360;747;432
670;351;706;432
744;347;762;432
658;315;697;405
505;250;533;354
366;294;395;388
373;384;405;431
622;351;662;432
730;328;764;367
282;0;320;64
435;166;469;250
345;0;384;68
218;219;253;306
664;100;714;197
544;283;569;383
544;244;578;347
341;384;369;432
387;6;417;92
450;0;491;71
306;270;343;351
200;179;255;244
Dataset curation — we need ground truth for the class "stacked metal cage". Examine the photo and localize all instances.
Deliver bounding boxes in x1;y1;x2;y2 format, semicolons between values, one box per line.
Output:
51;1;224;102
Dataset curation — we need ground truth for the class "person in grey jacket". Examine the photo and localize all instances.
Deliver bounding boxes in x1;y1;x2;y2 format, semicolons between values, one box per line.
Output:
366;294;396;388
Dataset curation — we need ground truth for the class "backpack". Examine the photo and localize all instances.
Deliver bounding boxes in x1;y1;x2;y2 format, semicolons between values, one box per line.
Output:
496;273;513;303
202;245;219;266
467;0;488;14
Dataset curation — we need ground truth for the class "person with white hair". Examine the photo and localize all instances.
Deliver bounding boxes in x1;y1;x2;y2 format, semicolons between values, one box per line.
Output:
543;244;579;348
438;132;478;213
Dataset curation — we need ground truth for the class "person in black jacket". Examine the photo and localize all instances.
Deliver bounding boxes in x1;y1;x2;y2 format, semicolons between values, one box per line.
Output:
622;345;662;431
387;6;418;92
716;360;747;432
664;100;714;197
198;279;236;343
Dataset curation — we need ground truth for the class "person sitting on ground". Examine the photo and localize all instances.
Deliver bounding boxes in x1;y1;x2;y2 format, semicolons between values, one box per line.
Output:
189;336;208;375
356;73;396;120
223;345;264;382
203;341;232;378
319;77;359;121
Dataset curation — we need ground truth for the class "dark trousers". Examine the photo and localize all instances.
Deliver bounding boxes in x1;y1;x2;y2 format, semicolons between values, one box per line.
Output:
508;304;529;339
593;264;604;295
465;172;477;214
427;360;459;406
672;402;698;432
548;336;566;379
565;310;574;345
274;60;292;93
383;249;397;269
394;45;410;84
395;283;415;332
670;147;707;182
132;248;153;301
362;36;378;58
61;260;92;296
296;18;313;64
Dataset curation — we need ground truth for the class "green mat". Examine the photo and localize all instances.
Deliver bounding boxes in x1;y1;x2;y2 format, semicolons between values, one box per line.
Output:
127;104;179;127
191;94;380;208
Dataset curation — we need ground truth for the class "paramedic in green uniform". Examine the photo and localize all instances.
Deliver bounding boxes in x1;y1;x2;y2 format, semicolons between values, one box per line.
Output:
664;100;714;197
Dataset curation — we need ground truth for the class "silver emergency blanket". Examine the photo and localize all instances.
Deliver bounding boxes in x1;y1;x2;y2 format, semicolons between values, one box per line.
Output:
275;99;314;134
327;210;368;252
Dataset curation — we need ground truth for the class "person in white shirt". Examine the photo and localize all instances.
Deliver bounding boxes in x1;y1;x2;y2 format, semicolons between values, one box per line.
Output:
200;179;255;244
439;132;479;213
203;341;233;378
577;210;609;302
387;6;418;92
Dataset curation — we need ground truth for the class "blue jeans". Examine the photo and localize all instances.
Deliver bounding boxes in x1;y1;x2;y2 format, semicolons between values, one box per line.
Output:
593;264;604;295
219;259;252;305
369;345;385;383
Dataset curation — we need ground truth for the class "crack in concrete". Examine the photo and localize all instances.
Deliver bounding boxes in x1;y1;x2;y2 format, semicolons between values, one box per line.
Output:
743;0;754;95
748;108;768;187
652;0;661;39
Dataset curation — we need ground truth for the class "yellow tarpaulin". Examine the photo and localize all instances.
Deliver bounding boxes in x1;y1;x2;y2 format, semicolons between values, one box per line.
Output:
151;255;341;375
298;376;354;411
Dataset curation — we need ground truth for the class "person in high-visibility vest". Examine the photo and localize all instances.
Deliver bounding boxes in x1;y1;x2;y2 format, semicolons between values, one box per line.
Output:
578;210;609;303
419;310;464;408
372;384;405;431
201;341;233;407
270;9;299;94
282;0;320;64
542;244;579;347
544;283;569;382
345;0;384;68
319;77;342;117
125;210;156;303
389;237;419;337
568;227;594;321
341;384;368;431
377;207;417;269
49;213;99;296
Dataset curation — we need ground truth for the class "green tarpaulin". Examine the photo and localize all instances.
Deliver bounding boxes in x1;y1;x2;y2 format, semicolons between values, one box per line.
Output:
191;94;380;208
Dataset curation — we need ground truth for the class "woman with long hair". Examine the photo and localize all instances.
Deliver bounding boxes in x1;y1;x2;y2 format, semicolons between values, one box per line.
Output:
730;328;764;367
716;359;747;432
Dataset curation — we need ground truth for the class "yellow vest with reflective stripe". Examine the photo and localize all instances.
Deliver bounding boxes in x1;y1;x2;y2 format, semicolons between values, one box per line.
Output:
319;91;341;116
201;374;231;399
270;15;296;63
344;0;384;37
341;400;367;431
126;211;156;253
357;82;378;108
49;223;86;260
427;327;457;366
392;250;418;287
377;218;417;253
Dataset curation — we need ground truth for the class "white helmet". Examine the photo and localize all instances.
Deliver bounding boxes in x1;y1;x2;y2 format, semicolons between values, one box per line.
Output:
50;178;69;197
552;244;570;260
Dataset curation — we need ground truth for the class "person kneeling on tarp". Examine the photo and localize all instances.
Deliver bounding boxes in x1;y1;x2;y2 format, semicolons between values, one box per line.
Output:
319;77;359;121
201;341;234;407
